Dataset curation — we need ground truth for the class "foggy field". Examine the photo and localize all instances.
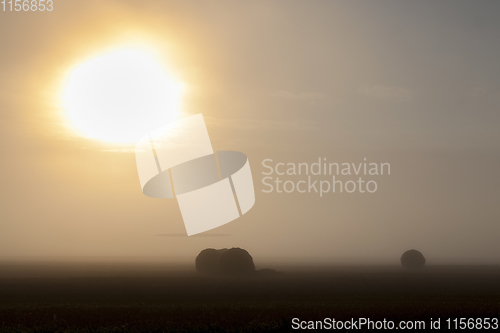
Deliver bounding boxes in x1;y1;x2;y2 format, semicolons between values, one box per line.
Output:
0;262;498;332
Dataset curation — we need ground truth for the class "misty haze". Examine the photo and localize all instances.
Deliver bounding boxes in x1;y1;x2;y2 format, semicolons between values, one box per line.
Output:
0;0;499;331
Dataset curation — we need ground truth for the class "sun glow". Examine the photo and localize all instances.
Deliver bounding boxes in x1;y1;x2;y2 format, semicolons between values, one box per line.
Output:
62;48;183;143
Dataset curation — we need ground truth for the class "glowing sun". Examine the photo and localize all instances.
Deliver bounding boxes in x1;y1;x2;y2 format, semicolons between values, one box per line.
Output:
62;48;183;143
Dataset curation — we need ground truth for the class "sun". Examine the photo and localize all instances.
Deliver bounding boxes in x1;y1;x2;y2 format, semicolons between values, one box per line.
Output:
62;48;183;143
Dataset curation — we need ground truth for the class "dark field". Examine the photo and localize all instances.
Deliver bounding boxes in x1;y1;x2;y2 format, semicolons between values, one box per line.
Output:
0;261;498;332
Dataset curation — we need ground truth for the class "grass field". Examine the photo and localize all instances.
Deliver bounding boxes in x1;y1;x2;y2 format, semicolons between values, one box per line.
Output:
0;261;498;332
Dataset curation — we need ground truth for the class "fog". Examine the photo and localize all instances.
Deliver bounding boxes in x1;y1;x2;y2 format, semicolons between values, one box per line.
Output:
1;0;499;263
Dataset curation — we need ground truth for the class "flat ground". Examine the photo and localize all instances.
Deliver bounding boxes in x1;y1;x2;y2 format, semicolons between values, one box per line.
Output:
0;261;498;332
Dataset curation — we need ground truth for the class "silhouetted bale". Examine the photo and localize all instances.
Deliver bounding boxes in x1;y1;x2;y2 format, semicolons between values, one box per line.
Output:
401;249;426;268
218;248;255;275
195;248;227;273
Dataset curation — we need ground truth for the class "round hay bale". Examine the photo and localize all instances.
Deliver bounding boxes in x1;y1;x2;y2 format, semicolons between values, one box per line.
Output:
401;249;426;268
195;248;227;273
218;248;255;275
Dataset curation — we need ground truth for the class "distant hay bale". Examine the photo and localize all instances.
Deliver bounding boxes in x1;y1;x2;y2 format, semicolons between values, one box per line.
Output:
401;249;426;268
218;248;255;275
195;248;227;273
196;248;255;275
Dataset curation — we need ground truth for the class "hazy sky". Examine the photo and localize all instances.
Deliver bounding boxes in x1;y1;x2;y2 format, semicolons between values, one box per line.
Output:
1;0;499;263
